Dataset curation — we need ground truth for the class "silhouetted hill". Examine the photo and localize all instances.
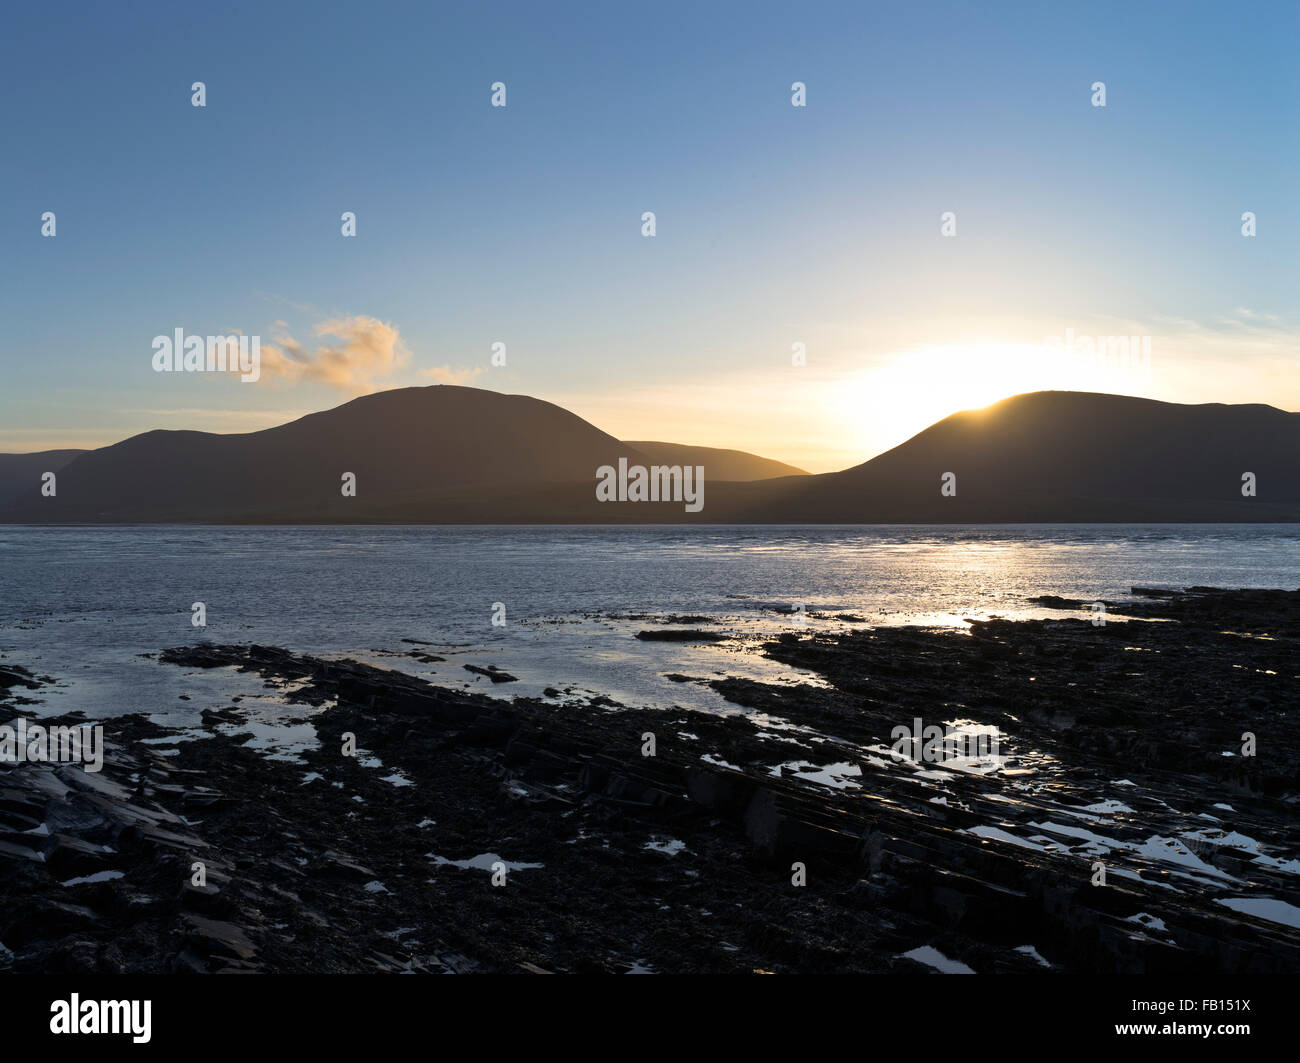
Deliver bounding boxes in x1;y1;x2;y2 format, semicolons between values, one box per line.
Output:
1;389;1296;522
0;450;86;503
0;387;799;522
741;391;1300;522
0;387;651;521
621;442;807;480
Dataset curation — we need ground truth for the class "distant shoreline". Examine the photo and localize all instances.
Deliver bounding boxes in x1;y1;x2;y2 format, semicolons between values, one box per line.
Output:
6;519;1300;528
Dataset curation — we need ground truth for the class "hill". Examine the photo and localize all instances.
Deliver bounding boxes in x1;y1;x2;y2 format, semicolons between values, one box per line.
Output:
1;389;1295;523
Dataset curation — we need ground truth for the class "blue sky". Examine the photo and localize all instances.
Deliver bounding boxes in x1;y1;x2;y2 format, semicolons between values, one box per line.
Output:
2;0;1296;470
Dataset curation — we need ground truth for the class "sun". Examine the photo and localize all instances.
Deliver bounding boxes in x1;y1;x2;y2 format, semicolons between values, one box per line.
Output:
833;342;1138;460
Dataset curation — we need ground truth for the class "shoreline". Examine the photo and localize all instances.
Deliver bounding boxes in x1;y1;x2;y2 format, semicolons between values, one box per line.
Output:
6;520;1300;528
1;587;1297;974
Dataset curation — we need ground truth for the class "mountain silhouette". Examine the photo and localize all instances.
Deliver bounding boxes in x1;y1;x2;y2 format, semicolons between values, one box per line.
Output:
622;442;807;481
749;391;1300;522
0;386;797;522
0;388;1295;522
0;450;85;502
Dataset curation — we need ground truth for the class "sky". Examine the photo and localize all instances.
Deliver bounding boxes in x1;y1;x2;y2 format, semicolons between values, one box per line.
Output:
1;0;1296;472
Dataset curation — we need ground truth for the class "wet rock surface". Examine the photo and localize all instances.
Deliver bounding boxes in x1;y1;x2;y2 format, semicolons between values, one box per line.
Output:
1;587;1296;973
635;629;730;642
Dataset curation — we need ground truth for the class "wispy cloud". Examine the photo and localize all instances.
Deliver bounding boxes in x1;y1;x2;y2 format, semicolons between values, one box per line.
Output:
260;316;411;393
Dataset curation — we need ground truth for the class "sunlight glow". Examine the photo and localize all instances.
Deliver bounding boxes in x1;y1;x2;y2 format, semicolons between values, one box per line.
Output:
835;342;1153;457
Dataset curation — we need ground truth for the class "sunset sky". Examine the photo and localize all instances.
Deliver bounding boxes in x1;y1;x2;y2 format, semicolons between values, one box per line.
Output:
2;0;1296;472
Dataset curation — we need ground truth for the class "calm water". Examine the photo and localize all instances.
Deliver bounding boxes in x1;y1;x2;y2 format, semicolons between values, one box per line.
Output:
2;524;1298;721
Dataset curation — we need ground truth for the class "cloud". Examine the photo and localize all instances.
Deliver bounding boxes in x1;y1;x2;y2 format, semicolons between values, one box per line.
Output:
260;316;411;392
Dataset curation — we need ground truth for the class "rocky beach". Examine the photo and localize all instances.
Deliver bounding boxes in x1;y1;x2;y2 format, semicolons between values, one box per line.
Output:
1;586;1297;975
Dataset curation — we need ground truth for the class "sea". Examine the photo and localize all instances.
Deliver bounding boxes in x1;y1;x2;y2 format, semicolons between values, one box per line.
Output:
2;523;1297;723
4;523;1299;924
